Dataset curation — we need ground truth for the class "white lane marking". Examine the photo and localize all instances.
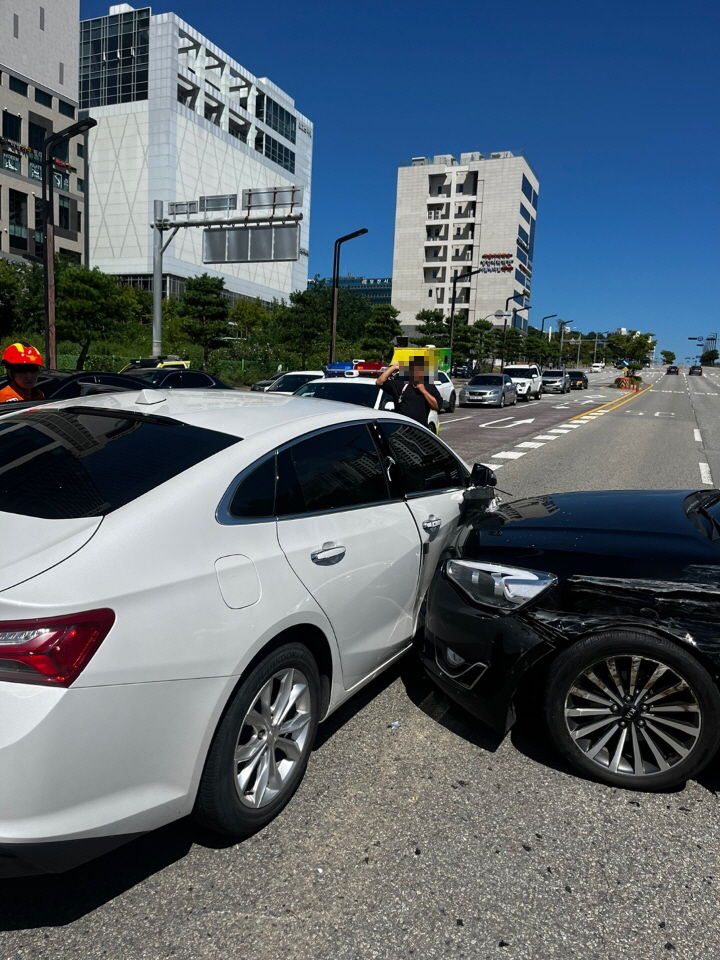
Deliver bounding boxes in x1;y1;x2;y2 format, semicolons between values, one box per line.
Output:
549;428;571;434
515;441;545;448
700;462;713;485
694;429;702;442
441;416;473;424
483;463;503;470
654;411;675;418
562;423;582;428
493;451;526;459
478;417;535;429
534;434;559;440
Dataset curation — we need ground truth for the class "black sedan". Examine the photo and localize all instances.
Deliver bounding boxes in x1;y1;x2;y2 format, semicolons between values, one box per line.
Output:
568;370;588;389
423;481;720;791
689;365;703;376
0;370;143;401
124;368;231;390
667;365;679;375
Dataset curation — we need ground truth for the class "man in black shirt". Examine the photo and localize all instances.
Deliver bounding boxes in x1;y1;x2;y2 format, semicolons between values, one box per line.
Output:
376;357;442;427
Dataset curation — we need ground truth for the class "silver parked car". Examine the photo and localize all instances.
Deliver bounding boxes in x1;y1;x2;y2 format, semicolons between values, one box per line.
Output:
459;374;517;408
541;369;570;394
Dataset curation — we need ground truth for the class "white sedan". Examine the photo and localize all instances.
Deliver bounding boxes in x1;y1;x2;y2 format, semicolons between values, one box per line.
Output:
0;390;470;875
294;376;441;433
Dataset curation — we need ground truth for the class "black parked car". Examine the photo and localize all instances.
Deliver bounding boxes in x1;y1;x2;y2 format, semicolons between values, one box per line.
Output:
423;481;720;791
0;370;143;401
124;368;231;390
568;370;588;389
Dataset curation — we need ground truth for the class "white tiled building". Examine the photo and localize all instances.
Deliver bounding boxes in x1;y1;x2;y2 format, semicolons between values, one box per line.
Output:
392;151;539;333
81;4;312;302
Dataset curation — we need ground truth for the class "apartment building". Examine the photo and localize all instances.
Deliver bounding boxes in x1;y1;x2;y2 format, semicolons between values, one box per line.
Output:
0;0;86;265
81;4;313;302
392;151;539;332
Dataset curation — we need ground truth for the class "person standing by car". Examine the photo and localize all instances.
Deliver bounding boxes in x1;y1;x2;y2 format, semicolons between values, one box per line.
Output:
376;356;441;427
0;342;45;403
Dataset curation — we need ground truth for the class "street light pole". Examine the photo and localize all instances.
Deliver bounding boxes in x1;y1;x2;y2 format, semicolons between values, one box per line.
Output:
500;292;529;371
558;320;571;364
540;314;557;334
42;117;97;368
329;228;368;364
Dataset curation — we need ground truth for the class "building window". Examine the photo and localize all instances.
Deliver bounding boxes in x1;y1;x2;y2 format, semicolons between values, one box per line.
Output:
58;195;71;230
29;160;42;181
228;115;249;143
518;223;529;245
77;142;84;158
54;170;70;192
40;6;45;30
8;75;27;96
264;134;295;173
79;9;150;109
77;177;85;192
13;14;19;38
2;152;21;173
34;197;45;253
203;98;222;126
35;88;52;108
2;111;22;143
521;174;534;205
59;62;64;86
28;121;46;152
9;190;28;249
520;203;531;223
59;100;75;118
76;210;82;233
516;246;527;265
256;92;296;144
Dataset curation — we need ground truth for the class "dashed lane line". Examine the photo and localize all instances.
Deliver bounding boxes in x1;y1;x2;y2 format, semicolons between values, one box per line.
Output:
493;451;526;460
700;463;713;485
694;429;702;442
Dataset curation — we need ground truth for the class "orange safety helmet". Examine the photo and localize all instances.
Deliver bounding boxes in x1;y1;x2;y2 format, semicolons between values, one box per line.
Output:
2;342;44;367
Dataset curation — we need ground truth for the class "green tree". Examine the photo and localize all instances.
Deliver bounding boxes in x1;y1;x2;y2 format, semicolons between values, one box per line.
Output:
360;303;402;362
413;309;448;347
228;297;272;341
605;331;655;365
55;264;136;368
700;348;718;366
274;289;328;368
0;260;19;340
178;274;230;370
660;350;676;365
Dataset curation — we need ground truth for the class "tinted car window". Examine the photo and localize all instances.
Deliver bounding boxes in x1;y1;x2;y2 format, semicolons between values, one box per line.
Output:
162;372;184;388
504;368;536;378
270;374;317;393
468;375;503;386
229;454;276;518
543;370;564;377
295;381;378;407
180;372;213;388
276;423;388;516
0;408;238;519
380;421;465;496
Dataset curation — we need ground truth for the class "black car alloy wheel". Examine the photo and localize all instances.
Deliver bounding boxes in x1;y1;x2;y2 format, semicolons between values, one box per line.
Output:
545;632;720;790
195;643;320;836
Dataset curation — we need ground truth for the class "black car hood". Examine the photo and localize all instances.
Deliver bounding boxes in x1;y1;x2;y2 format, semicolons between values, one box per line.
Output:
458;489;718;578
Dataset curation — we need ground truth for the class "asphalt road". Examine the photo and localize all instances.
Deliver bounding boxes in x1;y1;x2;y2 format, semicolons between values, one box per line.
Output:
3;368;720;960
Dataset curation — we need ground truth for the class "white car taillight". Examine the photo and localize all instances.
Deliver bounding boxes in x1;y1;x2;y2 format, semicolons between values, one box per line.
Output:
0;609;115;686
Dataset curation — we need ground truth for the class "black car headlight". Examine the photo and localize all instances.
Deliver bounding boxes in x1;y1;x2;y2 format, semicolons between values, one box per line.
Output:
444;559;557;611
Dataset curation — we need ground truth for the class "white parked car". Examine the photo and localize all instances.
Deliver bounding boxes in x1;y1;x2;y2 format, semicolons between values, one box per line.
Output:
0;390;470;875
502;364;543;402
265;371;324;395
433;370;457;412
591;362;605;373
294;377;441;433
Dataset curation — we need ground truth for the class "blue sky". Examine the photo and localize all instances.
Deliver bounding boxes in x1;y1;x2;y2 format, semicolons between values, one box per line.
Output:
80;0;720;361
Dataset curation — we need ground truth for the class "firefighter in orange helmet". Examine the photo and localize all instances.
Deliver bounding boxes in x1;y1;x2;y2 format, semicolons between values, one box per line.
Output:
0;342;45;403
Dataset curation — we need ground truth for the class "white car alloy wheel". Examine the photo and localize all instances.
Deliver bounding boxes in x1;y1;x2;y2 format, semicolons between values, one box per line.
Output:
195;644;320;836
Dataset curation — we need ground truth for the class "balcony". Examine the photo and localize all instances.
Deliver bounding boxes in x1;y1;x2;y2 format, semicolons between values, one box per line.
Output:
426;207;448;221
424;248;447;263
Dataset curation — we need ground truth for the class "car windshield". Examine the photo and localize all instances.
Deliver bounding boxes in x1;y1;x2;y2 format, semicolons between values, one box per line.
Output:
468;376;503;386
295;381;378;407
568;371;584;377
270;374;317;392
504;368;535;378
543;371;563;377
0;408;239;519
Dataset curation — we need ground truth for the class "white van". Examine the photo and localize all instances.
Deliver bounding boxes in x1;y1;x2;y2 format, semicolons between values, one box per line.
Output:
591;362;604;373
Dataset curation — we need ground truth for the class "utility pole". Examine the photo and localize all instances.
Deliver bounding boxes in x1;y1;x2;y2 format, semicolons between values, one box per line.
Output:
152;200;164;357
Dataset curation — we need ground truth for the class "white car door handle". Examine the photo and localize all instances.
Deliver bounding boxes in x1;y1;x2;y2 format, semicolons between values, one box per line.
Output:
311;543;346;565
422;516;442;532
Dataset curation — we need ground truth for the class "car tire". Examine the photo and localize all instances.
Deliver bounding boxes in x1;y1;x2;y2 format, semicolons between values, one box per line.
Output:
545;632;720;791
428;420;439;434
512;393;518;405
194;643;320;837
498;394;505;408
448;392;456;413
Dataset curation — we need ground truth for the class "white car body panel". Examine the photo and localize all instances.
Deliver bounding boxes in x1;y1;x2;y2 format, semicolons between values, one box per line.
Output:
503;365;542;400
0;391;468;868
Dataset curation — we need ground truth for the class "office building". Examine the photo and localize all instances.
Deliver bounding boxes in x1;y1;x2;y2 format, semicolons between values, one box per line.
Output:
0;0;86;265
392;151;539;332
308;274;392;306
81;4;312;302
